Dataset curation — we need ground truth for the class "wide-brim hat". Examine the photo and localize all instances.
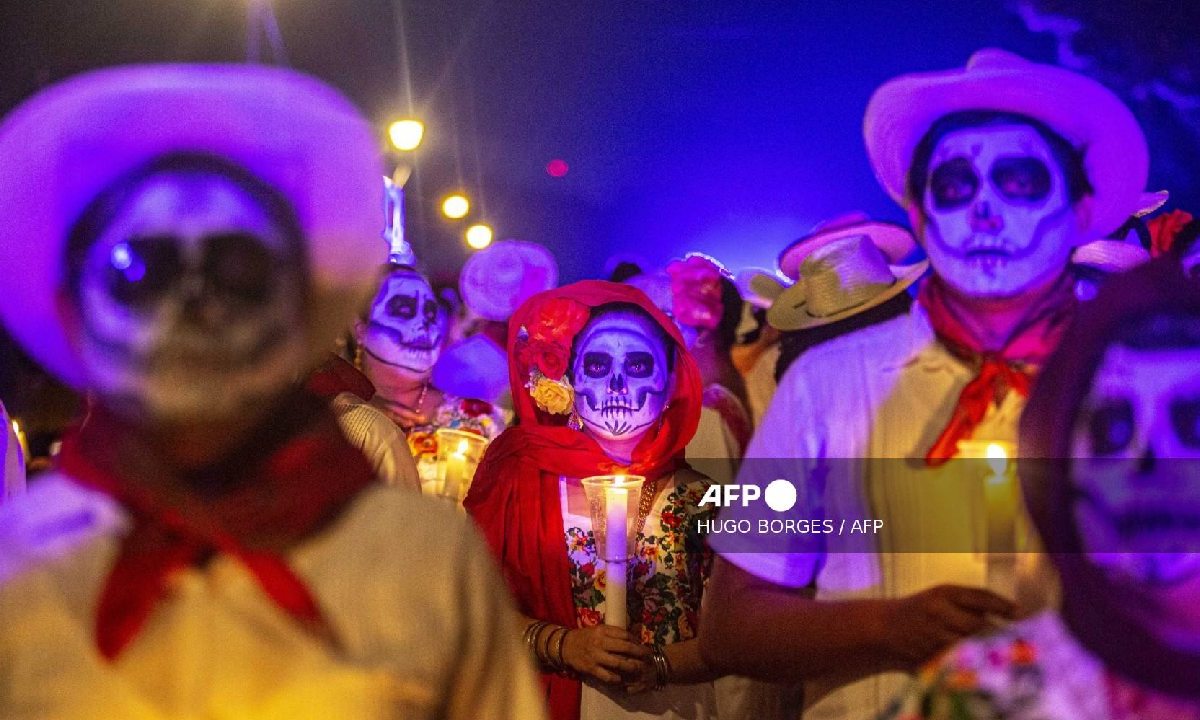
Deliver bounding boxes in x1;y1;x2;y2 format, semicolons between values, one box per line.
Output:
778;212;918;282
0;64;385;389
1071;239;1150;274
768;233;927;332
431;334;509;404
864;48;1148;240
734;267;789;309
460;239;558;321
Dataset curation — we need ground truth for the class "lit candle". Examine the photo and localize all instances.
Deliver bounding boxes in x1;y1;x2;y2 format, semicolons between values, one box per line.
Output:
983;442;1017;554
604;476;629;628
442;439;469;501
11;419;28;464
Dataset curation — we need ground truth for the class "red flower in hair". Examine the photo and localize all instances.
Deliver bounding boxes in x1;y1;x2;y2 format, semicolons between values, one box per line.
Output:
666;255;724;330
529;297;590;344
1148;210;1195;257
517;339;570;381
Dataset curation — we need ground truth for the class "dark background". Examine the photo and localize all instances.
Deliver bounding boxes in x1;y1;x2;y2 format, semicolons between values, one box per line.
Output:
2;0;1197;432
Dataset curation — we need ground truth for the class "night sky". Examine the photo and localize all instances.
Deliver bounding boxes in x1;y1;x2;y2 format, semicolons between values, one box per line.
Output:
1;0;1197;419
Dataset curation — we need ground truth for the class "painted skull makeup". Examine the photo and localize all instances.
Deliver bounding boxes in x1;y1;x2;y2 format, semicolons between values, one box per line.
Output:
361;271;446;378
571;310;671;442
74;172;308;423
921;125;1079;298
1070;335;1200;648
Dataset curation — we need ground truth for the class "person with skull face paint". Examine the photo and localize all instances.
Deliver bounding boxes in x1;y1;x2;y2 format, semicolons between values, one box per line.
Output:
467;281;747;720
0;66;544;719
882;256;1200;719
355;263;508;491
701;49;1150;719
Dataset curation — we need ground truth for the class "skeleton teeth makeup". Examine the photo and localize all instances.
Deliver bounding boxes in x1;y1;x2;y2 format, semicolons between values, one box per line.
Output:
921;125;1079;298
571;309;671;442
361;270;446;378
73;168;308;423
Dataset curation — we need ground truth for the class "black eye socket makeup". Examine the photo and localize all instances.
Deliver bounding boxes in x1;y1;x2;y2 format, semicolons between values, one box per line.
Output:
386;293;418;320
583;351;613;379
625;351;655;379
927;155;1054;210
1171;398;1200;450
103;232;280;311
1087;398;1136;457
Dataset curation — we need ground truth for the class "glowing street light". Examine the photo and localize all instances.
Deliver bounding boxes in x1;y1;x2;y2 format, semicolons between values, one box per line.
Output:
387;119;425;151
441;194;470;220
465;223;494;250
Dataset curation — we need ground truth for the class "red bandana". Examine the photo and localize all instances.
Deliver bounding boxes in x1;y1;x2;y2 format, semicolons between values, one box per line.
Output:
464;280;703;720
57;393;375;660
919;273;1076;466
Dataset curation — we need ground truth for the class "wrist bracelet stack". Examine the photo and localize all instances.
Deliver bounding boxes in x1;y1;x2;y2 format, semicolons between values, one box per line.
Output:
651;646;672;689
523;620;569;672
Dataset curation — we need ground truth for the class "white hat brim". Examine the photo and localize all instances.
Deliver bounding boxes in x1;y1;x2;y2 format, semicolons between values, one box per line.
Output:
864;48;1148;241
460;240;559;321
0;64;385;388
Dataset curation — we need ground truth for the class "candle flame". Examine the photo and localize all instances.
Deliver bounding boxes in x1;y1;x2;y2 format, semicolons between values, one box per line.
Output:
454;439;469;457
614;474;626;486
985;442;1009;477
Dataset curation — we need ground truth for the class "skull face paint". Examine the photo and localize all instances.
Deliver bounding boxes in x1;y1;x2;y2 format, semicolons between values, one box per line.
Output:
74;172;308;423
921;125;1079;298
361;271;446;378
571;310;671;442
1071;339;1200;649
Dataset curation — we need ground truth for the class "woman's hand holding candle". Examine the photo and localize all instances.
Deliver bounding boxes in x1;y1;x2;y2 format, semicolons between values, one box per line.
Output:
560;625;651;684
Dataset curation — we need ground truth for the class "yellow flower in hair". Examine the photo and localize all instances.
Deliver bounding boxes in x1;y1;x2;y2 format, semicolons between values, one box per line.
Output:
531;375;574;415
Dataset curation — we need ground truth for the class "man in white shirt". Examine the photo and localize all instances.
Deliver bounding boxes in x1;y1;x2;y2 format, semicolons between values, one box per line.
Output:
0;64;544;720
700;49;1149;719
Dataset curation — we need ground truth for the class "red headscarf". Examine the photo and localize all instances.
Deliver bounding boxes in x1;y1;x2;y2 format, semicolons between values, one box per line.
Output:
464;280;702;720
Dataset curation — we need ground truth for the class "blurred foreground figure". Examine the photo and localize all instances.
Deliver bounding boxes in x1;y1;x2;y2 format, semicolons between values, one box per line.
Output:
701;49;1148;719
0;65;543;719
885;256;1200;718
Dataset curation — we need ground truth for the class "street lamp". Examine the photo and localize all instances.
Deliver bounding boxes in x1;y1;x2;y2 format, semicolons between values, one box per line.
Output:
387;119;425;151
441;194;470;220
465;224;494;250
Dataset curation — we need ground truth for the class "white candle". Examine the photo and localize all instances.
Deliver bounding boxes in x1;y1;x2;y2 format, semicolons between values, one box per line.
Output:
983;443;1017;553
604;481;629;628
442;439;469;501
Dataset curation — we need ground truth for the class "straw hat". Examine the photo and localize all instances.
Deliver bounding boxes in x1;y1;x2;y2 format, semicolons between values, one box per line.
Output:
864;48;1148;240
459;239;558;321
778;212;917;282
1072;240;1150;275
767;234;927;332
0;64;385;389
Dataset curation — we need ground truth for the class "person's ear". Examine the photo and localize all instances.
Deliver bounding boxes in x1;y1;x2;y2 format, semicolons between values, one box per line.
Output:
1071;195;1096;246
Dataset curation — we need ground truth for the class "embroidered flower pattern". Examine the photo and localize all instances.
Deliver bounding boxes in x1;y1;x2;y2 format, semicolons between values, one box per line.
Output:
564;476;715;647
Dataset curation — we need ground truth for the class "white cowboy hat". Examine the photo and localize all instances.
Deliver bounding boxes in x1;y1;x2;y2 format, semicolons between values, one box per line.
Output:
778;212;918;282
864;48;1148;240
734;267;788;310
0;64;385;389
459;239;559;321
768;233;928;332
1071;240;1150;275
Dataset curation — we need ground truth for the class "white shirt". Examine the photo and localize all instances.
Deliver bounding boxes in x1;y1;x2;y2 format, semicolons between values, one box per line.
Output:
0;474;546;720
330;391;421;492
712;308;1045;720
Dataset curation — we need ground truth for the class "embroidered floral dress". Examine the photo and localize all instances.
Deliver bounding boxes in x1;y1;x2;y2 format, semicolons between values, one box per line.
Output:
406;396;508;492
879;611;1200;720
560;470;719;719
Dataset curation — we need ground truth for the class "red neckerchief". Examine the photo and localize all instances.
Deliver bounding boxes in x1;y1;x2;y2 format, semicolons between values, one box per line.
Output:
57;393;375;661
919;273;1076;466
464;281;703;720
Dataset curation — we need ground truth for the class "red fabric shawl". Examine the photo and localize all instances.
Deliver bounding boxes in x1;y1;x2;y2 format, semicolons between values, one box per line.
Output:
57;392;375;660
463;280;703;720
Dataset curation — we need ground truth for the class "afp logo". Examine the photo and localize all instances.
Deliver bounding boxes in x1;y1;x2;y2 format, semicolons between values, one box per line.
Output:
699;479;797;512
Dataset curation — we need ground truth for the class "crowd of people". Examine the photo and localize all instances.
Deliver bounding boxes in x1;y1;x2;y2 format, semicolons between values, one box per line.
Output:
0;45;1198;720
